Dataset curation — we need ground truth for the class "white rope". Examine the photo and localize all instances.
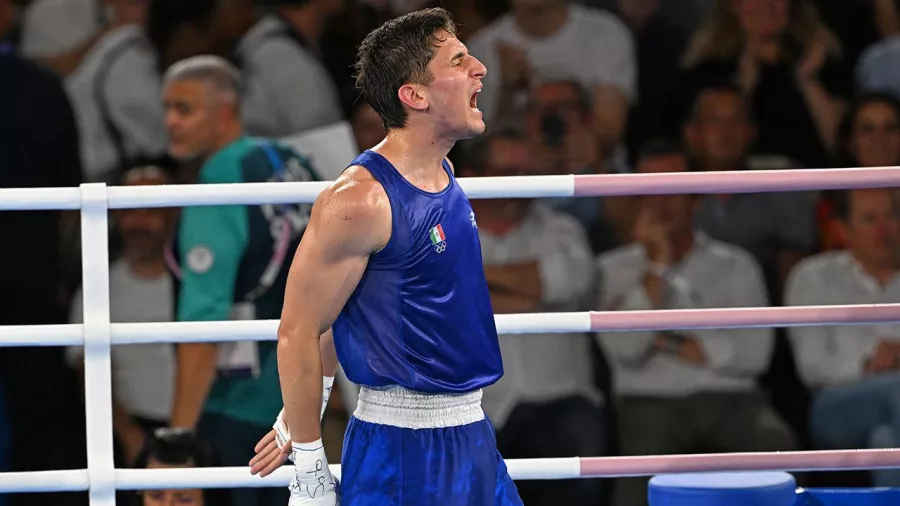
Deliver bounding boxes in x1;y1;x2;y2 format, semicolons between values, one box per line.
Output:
0;459;583;493
2;166;900;210
2;304;900;347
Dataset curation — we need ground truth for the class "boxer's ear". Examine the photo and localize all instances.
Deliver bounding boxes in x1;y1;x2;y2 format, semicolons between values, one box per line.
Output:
398;83;429;113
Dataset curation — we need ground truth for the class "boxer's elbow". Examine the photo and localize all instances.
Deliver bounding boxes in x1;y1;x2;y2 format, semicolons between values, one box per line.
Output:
277;318;320;360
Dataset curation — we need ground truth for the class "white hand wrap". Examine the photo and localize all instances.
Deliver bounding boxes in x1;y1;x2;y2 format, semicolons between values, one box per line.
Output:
321;375;334;420
274;376;335;457
288;439;339;505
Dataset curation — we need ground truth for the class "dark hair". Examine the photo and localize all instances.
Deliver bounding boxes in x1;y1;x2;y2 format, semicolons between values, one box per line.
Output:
145;0;219;70
115;155;179;186
636;138;689;168
835;91;900;167
827;188;899;221
134;429;231;506
687;84;753;124
354;7;457;130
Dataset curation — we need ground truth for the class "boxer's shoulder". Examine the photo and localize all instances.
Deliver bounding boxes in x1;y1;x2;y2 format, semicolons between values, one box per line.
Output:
312;166;391;253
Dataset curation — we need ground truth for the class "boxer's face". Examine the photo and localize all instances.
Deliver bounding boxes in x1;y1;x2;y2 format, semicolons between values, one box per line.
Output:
850;101;900;168
842;189;900;267
410;30;486;139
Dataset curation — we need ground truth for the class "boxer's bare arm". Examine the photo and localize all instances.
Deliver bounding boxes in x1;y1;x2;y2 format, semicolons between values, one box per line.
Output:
277;167;391;445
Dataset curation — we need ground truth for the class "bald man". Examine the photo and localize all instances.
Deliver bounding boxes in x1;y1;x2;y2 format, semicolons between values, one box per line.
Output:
161;55;322;506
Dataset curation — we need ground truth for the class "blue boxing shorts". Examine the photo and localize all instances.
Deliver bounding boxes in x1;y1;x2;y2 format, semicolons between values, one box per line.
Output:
338;386;523;506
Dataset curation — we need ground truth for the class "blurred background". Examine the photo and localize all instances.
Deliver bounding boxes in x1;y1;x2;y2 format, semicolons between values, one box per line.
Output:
4;0;900;505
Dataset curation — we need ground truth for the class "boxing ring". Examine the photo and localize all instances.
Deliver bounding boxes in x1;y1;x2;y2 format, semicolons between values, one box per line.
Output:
3;166;900;505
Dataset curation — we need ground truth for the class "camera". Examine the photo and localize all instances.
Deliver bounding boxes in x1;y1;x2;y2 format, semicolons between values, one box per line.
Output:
540;112;567;148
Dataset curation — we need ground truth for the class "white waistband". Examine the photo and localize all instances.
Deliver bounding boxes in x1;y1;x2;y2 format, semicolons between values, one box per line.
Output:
353;386;485;429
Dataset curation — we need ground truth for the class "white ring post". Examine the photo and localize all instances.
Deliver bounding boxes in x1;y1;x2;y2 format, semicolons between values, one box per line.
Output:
80;183;116;505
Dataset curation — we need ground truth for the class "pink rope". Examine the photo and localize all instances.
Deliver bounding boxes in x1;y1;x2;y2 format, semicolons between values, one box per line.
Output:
579;449;900;477
590;304;900;331
573;166;900;196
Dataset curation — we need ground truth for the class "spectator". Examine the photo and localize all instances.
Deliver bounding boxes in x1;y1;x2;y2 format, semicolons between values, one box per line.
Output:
836;92;900;169
607;0;693;153
685;84;817;302
161;56;319;506
467;0;635;162
854;0;900;97
147;0;346;137
787;188;900;487
0;38;86;504
459;129;607;506
524;79;630;253
582;0;711;40
145;0;227;68
596;140;796;506
237;0;346;136
820;93;900;250
19;0;101;64
134;428;231;506
68;160;178;467
679;0;851;169
64;0;167;183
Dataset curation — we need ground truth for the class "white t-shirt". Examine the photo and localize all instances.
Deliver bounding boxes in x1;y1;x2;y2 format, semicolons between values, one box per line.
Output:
69;259;175;422
20;0;103;59
64;25;167;183
466;3;637;123
237;16;344;137
786;251;900;388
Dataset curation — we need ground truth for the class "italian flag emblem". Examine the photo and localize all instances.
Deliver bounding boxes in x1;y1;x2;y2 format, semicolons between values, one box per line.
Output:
429;224;447;253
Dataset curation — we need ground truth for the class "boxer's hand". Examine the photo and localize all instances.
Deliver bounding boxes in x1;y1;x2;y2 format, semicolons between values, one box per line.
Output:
250;428;291;477
289;440;339;505
251;377;334;476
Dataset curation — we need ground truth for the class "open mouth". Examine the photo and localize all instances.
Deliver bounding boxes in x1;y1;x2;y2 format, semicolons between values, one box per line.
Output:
470;89;481;111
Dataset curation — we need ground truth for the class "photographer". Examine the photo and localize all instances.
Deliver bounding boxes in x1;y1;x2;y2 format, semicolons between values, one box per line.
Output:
526;79;632;253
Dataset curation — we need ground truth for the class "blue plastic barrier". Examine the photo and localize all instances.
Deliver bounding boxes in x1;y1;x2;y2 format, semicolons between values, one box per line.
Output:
648;472;797;506
795;488;900;506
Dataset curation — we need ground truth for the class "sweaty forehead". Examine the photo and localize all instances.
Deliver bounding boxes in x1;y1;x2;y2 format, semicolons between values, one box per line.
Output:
432;32;465;59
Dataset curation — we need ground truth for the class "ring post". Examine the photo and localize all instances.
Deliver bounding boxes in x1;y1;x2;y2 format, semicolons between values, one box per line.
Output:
80;183;116;505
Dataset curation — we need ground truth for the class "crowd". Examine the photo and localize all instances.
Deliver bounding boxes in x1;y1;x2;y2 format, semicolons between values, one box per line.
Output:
3;0;900;505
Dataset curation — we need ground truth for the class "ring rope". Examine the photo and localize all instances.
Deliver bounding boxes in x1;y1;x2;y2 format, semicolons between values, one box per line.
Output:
2;166;900;210
2;167;900;496
3;448;900;493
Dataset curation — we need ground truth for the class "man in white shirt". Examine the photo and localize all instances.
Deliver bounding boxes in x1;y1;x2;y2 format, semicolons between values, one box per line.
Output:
147;0;345;138
19;0;102;61
236;0;346;137
597;140;796;506
467;0;635;161
63;0;167;182
459;129;608;506
786;188;900;487
68;160;177;466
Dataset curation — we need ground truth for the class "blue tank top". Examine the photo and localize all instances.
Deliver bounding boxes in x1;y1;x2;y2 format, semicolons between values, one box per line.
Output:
332;151;503;394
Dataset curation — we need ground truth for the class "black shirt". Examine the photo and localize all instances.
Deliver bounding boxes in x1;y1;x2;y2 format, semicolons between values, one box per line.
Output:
677;56;853;169
0;54;83;323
